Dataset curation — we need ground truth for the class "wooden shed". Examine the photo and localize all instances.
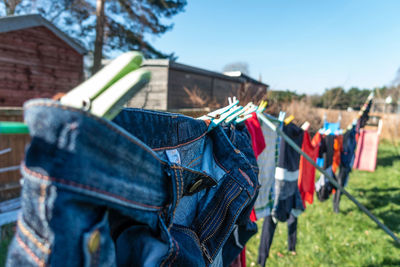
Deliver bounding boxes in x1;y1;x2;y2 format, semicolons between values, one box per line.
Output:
127;59;269;110
0;14;86;107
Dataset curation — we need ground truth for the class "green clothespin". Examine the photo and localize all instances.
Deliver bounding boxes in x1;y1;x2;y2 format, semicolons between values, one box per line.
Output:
61;51;146;115
224;106;244;123
0;122;29;134
1;51;150;134
235;103;257;123
199;100;240;131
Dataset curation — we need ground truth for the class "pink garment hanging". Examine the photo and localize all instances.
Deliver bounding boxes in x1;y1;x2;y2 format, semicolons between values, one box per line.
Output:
353;129;379;172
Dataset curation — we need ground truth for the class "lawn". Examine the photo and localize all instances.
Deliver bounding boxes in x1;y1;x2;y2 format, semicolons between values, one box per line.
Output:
246;141;400;266
0;142;399;266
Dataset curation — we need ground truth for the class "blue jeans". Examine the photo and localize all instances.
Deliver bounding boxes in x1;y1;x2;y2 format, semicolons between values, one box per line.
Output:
7;99;259;266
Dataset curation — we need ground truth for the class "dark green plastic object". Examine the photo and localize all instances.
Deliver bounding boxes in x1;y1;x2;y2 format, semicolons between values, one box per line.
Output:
0;122;29;134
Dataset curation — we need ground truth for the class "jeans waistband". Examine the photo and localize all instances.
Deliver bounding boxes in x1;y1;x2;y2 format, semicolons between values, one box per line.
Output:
23;99;217;212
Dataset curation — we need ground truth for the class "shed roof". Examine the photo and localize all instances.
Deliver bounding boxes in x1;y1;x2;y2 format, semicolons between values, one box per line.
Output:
142;59;269;88
0;14;86;55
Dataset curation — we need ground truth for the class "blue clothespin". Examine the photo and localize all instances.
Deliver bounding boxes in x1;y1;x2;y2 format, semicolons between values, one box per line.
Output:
199;100;240;131
225;105;245;123
236;103;257;123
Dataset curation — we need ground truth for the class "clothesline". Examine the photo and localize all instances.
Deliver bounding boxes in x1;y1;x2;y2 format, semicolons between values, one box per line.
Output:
257;112;400;245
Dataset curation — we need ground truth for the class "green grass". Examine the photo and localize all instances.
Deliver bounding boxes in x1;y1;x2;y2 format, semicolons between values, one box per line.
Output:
0;142;399;266
0;223;15;266
246;141;400;266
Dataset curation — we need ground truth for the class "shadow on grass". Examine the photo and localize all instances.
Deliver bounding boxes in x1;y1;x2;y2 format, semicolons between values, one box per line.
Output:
364;257;400;267
377;154;400;167
346;187;400;210
341;187;400;232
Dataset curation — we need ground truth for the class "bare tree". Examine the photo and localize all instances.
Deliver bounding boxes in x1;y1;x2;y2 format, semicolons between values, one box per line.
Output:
1;0;22;15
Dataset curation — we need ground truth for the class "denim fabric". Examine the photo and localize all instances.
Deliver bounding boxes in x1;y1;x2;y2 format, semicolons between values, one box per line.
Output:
7;99;259;267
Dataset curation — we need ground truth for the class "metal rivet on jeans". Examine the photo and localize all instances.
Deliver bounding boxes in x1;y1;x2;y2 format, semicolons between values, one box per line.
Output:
234;148;240;154
88;230;101;253
189;179;203;193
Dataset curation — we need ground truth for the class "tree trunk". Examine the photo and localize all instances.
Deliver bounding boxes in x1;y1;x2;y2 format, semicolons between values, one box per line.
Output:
3;0;22;15
92;0;106;75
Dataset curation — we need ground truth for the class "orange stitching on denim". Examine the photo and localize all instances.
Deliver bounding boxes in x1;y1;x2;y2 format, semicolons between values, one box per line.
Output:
200;186;241;240
189;160;201;168
18;221;51;254
198;184;234;232
212;151;230;174
202;188;241;243
16;234;45;267
170;168;180;223
23;165;162;211
210;200;247;259
200;185;239;237
187;155;202;167
170;165;208;178
200;185;237;236
178;168;183;199
24;102;166;165
169;238;179;266
152;131;207;151
198;183;234;233
238;168;254;187
174;226;202;248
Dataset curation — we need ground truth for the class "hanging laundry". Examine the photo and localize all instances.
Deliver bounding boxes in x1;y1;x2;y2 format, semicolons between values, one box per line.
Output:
245;112;267;159
258;214;298;267
333;125;357;212
258;122;304;267
273;122;304;221
298;131;321;208
8;100;260;267
229;113;266;267
353;129;379;172
253;118;278;219
245;112;267;222
332;135;343;174
315;134;336;202
315;167;335;201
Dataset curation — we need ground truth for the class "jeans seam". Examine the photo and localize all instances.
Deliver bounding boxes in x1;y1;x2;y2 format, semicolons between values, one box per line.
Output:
187;155;203;167
200;185;239;239
23;164;163;210
24;102;167;166
18;220;51;255
152;132;207;151
16;234;46;267
210;199;247;259
170;168;181;224
238;168;254;187
170;165;214;181
201;187;241;242
198;183;234;232
167;238;179;267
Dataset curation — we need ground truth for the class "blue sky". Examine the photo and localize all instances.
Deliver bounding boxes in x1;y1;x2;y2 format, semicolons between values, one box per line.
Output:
149;0;400;94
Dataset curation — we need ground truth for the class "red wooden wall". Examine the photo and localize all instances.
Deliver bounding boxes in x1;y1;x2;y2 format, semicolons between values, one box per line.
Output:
0;26;84;106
